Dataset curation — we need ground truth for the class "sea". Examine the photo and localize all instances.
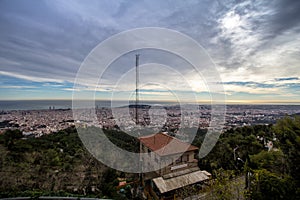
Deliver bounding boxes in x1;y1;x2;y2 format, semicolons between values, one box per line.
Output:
0;100;176;111
0;100;300;112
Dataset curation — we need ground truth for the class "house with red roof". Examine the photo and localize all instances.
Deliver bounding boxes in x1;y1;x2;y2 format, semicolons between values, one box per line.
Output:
139;132;211;199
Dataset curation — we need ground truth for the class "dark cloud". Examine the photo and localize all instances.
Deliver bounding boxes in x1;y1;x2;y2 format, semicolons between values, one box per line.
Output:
275;77;299;81
0;0;119;82
222;81;275;88
271;0;300;34
0;0;299;100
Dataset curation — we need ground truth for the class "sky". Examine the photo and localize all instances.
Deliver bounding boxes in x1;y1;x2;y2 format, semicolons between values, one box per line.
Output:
0;0;300;104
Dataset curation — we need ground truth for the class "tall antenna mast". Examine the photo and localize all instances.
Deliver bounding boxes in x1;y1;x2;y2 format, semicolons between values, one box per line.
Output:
135;54;140;125
136;54;143;198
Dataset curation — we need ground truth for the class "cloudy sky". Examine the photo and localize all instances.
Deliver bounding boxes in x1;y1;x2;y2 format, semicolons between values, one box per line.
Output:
0;0;300;104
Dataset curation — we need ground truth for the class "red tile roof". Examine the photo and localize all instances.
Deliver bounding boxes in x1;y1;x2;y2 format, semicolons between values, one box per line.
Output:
139;133;199;156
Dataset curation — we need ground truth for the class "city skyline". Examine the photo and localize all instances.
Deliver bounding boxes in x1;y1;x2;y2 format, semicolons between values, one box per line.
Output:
0;0;300;104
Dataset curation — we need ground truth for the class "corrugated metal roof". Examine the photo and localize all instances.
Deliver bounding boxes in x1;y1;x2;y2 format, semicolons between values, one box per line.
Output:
139;133;198;156
152;170;210;194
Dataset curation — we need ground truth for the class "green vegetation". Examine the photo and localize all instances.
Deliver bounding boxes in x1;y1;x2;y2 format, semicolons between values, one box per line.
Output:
0;127;138;199
0;116;299;199
248;169;296;200
194;116;300;199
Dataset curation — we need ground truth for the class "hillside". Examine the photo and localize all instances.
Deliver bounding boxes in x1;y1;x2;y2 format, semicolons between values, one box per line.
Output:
0;127;139;199
0;116;299;199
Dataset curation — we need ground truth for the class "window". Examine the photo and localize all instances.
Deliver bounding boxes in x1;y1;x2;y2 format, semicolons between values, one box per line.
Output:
182;154;189;162
175;156;182;164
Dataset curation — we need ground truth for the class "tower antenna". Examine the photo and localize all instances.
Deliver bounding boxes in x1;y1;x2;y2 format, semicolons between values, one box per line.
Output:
136;54;144;198
135;54;140;125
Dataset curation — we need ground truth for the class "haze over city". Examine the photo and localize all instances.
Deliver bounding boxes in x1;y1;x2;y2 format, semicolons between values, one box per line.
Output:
0;0;300;104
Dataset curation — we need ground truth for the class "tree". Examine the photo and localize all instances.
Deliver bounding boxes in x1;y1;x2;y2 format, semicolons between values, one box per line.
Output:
248;169;296;200
3;129;23;150
210;169;235;200
273;116;300;185
250;150;286;175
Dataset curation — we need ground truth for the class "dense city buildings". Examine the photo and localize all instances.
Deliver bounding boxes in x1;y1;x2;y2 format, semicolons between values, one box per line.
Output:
1;104;299;137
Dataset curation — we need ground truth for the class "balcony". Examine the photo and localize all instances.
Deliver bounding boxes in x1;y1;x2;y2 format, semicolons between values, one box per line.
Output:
160;160;199;176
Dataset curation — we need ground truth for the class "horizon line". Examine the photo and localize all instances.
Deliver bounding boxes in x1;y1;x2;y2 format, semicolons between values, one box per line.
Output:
0;99;300;105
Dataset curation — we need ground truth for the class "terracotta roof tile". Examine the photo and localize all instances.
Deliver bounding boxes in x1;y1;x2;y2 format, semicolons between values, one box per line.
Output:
139;133;198;156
